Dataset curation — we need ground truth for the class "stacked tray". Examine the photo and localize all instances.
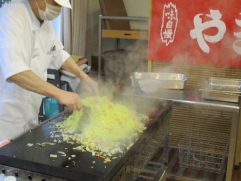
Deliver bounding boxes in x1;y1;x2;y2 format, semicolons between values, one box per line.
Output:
200;77;241;103
130;72;187;90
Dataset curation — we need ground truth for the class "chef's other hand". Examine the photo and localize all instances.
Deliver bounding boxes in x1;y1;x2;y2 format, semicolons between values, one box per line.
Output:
0;139;10;148
82;76;98;95
57;91;82;111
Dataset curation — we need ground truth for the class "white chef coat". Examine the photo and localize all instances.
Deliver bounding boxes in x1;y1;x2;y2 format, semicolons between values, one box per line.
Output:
0;1;70;140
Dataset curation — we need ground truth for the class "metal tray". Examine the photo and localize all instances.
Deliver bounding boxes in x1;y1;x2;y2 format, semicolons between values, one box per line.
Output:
130;72;187;89
200;77;241;103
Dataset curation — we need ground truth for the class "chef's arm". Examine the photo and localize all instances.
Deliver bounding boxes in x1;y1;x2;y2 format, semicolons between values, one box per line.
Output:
61;56;89;80
61;57;98;94
7;70;82;110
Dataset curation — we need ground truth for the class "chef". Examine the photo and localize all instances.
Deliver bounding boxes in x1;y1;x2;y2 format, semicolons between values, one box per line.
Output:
0;0;98;142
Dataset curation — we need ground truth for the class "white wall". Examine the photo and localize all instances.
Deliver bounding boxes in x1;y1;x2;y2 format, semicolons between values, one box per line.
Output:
124;0;149;17
51;13;62;40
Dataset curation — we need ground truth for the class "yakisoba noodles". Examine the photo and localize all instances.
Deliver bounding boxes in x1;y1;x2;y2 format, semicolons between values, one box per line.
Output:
54;96;149;156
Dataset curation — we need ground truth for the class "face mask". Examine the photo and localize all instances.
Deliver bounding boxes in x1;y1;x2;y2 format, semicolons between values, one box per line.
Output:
36;0;62;21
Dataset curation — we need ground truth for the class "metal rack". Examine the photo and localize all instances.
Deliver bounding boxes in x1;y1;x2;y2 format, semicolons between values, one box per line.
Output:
178;131;229;174
169;102;237;181
167;148;227;181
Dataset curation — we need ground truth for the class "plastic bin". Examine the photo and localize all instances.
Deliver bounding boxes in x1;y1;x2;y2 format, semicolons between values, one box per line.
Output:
43;97;59;118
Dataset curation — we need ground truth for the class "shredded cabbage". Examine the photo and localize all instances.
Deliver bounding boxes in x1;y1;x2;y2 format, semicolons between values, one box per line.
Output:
54;96;148;156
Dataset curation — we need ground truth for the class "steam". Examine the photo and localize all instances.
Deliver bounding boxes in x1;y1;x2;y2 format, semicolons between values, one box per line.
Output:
102;40;148;87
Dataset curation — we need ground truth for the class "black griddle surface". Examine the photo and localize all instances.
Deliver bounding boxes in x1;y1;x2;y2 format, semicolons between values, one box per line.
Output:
0;100;171;181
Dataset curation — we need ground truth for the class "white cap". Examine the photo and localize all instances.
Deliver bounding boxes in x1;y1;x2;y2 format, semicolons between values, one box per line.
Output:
54;0;72;9
4;176;17;181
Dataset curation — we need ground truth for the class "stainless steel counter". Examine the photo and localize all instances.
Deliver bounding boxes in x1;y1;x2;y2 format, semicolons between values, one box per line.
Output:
119;87;240;113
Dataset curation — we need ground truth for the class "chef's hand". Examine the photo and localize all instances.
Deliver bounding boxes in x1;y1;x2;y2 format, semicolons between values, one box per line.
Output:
82;76;98;95
0;139;10;148
57;91;82;111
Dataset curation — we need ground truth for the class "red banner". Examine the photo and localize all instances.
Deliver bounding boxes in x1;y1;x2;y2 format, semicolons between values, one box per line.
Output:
148;0;241;67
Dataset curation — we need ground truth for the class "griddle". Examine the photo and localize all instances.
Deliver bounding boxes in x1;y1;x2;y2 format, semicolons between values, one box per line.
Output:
0;98;171;181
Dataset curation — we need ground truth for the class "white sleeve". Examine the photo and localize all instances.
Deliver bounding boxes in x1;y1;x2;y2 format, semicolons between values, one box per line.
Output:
0;10;30;80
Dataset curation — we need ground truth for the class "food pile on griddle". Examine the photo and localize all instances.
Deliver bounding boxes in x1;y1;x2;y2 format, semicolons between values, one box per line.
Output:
53;96;149;159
